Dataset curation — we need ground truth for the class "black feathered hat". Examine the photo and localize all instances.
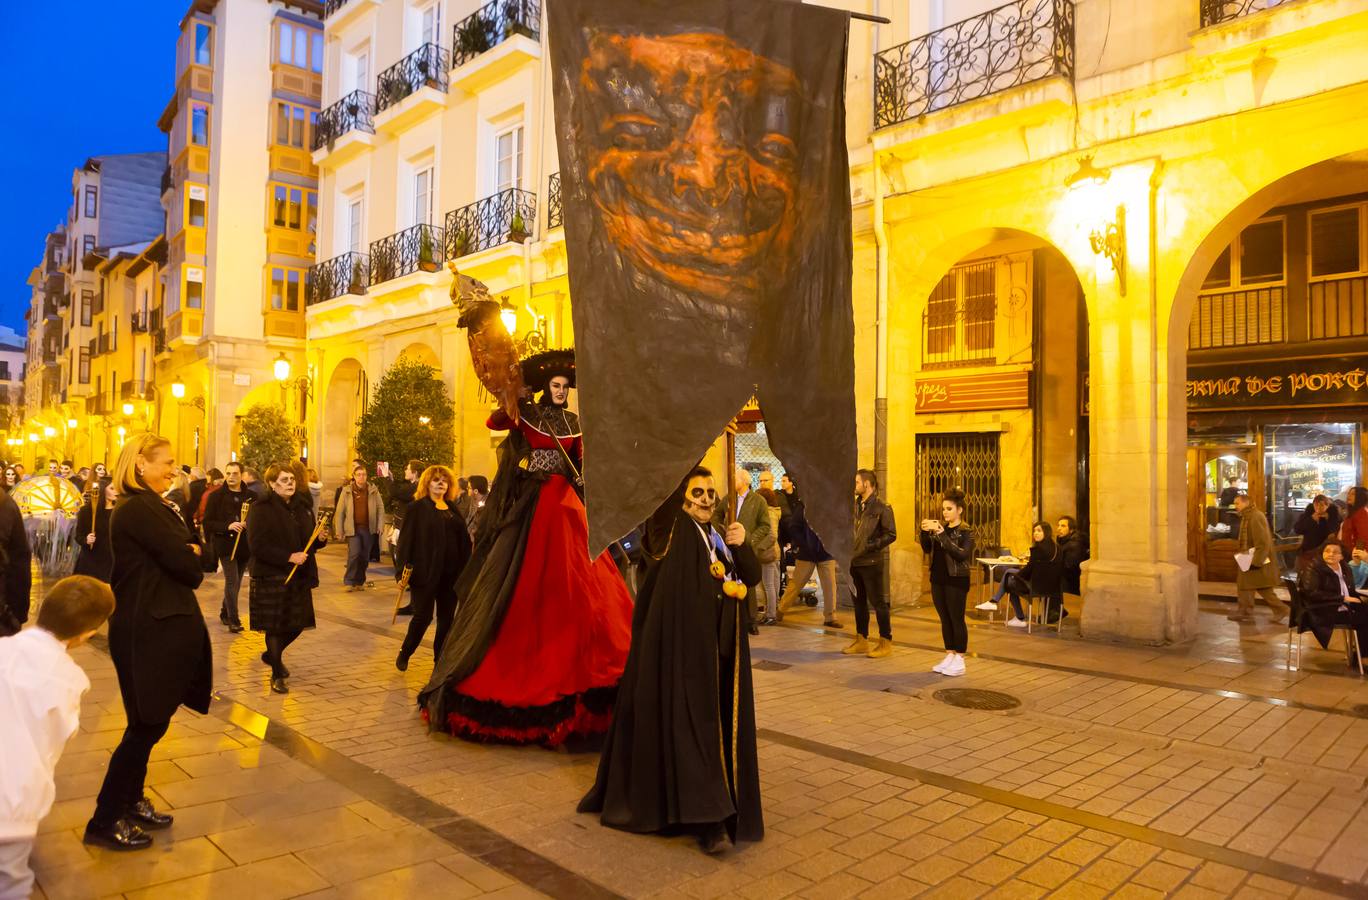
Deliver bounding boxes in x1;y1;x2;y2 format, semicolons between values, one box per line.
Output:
521;348;576;393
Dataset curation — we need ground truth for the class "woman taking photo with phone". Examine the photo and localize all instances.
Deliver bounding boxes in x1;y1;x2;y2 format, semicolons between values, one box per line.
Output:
919;489;975;677
247;463;326;694
395;465;473;671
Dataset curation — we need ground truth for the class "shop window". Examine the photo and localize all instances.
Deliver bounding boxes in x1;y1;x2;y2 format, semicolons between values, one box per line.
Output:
915;432;1001;552
923;260;995;368
190;103;210;146
1264;423;1360;538
1310;206;1361;278
194;22;212;66
270;267;304;311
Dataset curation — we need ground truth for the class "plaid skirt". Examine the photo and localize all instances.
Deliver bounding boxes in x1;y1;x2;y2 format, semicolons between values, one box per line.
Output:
248;575;316;633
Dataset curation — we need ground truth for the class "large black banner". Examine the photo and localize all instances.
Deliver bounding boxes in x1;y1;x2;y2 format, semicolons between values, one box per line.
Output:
548;0;856;564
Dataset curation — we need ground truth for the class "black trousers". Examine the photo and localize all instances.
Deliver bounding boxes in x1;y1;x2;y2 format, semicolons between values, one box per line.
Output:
399;585;457;660
851;562;891;640
91;717;171;828
932;579;970;653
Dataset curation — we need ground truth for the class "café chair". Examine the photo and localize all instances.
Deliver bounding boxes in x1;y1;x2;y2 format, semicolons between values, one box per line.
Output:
1026;594;1065;635
1283;575;1363;676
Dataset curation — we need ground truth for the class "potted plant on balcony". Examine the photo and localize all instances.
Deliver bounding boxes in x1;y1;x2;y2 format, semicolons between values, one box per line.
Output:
508;211;529;244
384;78;409;108
348;259;366;294
418;228;440;273
457;19;493;61
452;227;473;258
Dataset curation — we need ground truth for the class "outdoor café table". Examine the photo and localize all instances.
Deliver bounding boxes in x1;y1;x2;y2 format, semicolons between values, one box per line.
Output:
976;556;1025;622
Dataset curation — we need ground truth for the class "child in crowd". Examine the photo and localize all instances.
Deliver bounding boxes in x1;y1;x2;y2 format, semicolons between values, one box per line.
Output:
0;576;115;900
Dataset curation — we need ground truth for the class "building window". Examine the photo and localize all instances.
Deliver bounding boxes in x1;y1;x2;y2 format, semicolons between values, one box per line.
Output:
186;185;207;227
348;197;364;254
0;362;9;381
190;103;210;146
923;260;996;368
79;348;90;384
84;186;98;218
270;267;305;311
1190;217;1287;350
278;22;323;72
420;2;442;47
82;235;96;261
1310;206;1362;278
274;101;314;149
185;267;204;309
352;49;370;93
81;289;93;326
271;184;316;232
413;167;434;227
194;22;212;66
495;126;523;193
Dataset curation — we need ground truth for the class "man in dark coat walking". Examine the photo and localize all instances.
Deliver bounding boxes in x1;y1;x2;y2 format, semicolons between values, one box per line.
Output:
580;466;763;855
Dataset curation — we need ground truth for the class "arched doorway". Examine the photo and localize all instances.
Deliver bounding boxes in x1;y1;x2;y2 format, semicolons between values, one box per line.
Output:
321;358;365;486
395;341;440;369
1173;154;1368;582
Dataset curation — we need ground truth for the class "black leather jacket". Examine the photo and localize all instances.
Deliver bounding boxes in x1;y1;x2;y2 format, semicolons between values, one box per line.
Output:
919;524;975;581
852;493;896;567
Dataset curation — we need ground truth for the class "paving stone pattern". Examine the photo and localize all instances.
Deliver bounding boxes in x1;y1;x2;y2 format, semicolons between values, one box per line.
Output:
28;546;1368;898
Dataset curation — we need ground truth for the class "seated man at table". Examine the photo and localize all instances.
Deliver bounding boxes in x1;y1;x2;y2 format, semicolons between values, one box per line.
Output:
1297;539;1368;664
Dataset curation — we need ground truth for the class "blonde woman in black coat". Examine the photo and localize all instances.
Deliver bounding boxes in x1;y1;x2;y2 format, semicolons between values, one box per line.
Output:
247;463;326;694
395;465;473;671
84;434;208;852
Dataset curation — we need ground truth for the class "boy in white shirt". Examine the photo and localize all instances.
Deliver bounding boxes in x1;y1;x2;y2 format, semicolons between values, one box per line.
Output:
0;576;115;900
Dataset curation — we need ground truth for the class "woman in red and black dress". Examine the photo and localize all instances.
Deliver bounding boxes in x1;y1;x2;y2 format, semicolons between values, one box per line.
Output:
419;350;633;747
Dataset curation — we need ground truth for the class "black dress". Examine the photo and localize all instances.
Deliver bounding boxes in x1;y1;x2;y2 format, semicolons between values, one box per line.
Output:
579;508;764;845
246;491;324;633
74;501;114;582
396;497;473;659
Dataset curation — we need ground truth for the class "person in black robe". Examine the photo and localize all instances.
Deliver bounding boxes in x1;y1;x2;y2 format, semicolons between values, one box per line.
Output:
74;481;117;582
579;465;763;854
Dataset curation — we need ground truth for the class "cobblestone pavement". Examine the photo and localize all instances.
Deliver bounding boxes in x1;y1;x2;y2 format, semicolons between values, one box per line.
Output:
28;547;1368;899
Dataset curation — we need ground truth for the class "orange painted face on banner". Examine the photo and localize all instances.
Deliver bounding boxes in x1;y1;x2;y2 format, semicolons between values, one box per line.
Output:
579;32;802;303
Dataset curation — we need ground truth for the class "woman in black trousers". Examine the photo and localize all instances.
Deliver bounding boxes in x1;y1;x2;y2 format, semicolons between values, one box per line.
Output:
248;463;325;694
85;435;209;851
919;488;975;677
74;480;118;582
395;465;472;671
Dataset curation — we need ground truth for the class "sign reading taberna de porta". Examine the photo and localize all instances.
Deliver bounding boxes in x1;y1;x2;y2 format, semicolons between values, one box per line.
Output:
1187;355;1368;410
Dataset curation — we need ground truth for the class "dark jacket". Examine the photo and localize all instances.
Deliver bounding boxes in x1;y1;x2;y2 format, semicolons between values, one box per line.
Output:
778;492;832;563
108;491;211;722
389;479;417;523
202;484;255;562
396;497;473;592
186;478;208;530
1058;530;1090;595
0;492;31;624
920;523;975;581
1016;540;1064;599
247;491;325;587
852;492;896;567
1294;506;1341;559
1298;558;1358;607
74;501;114;582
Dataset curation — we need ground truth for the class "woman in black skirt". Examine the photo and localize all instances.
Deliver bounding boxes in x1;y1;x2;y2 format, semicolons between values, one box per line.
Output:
84;434;209;851
74;480;118;582
395;464;472;671
247;463;326;694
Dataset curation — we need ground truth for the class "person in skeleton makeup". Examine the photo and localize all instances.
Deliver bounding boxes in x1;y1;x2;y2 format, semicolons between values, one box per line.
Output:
580;466;764;854
418;350;634;748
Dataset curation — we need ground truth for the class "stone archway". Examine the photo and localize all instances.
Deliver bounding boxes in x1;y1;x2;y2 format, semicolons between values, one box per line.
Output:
395;341;440;369
321;358;365;486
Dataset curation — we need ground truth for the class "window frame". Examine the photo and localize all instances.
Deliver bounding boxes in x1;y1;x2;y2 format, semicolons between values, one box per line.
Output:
273;100;315;149
80;289;94;327
184;266;205;310
1200;215;1287;294
922;258;998;368
78;348;90;384
193;21;213;66
185;183;207;228
277;20;323;72
1307;201;1366;282
190;102;210;146
270;182;317;233
84;185;98;219
347;196;364;254
494;125;524;193
269;266;308;312
413;166;434;227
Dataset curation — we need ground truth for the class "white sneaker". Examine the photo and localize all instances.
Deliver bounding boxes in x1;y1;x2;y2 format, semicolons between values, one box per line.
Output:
1005;617;1027;628
975;600;999;611
942;655;966;677
932;652;953;673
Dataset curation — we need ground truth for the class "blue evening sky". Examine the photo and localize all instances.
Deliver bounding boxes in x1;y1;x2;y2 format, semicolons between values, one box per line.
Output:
0;2;186;335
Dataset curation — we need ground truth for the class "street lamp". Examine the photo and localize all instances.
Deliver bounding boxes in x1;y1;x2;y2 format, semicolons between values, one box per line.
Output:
42;426;55;438
66;418;78;429
171;378;186;399
121;402;135;416
1064;155;1126;296
273;352;291;383
499;297;517;335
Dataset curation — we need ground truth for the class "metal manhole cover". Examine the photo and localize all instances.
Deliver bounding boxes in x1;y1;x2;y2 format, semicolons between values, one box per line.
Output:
753;660;791;671
933;688;1020;711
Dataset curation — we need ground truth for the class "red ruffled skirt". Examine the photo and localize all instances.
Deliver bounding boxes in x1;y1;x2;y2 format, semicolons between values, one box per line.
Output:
441;475;633;746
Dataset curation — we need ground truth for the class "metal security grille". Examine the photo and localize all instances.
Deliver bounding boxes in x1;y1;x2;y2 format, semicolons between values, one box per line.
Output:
915;433;1001;552
734;422;783;488
924;260;996;368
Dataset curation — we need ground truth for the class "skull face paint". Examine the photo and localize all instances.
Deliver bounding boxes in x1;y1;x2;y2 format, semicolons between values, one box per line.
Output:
579;31;802;304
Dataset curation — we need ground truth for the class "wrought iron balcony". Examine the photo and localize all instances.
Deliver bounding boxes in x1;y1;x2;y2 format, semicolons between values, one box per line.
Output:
309;251;370;305
547;172;562;229
445;187;536;258
873;0;1075;130
313;90;376;153
89;392;112;416
451;0;541;68
323;0;351;16
369;224;445;286
375;44;451;115
153;327;167;355
1200;0;1291;26
120;380;154;401
130;310;150;334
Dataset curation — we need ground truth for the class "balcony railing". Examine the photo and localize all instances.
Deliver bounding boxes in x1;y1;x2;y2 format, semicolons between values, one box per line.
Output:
369;224;445;286
1200;0;1291;27
547;172;562;229
310;251;370;305
98;333;111;356
130;310;150;334
89;393;112;417
1188;286;1285;349
121;380;154;401
323;0;351;17
313;90;376;153
375;43;451;115
445;187;536;258
1309;274;1368;341
874;0;1075;129
451;0;541;68
153;327;167;355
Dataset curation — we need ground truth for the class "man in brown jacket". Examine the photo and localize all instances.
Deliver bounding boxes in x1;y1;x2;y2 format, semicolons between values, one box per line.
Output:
1231;492;1289;624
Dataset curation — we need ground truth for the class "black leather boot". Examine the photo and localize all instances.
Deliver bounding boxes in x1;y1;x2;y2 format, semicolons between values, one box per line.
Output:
83;818;152;851
128;796;173;829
